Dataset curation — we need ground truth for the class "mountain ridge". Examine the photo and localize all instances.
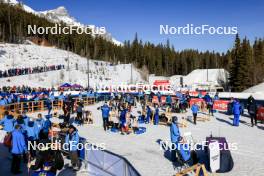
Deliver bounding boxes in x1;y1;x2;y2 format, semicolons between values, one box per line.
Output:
2;0;122;45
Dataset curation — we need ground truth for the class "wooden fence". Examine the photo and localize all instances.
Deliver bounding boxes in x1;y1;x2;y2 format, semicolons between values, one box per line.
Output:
0;97;95;119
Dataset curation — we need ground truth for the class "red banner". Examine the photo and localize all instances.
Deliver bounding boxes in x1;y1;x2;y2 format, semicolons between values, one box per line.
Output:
189;91;207;97
257;107;264;121
190;99;230;111
190;98;204;107
213;100;230;111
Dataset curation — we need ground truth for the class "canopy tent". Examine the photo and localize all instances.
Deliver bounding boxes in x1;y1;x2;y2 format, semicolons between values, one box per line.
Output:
59;83;72;89
71;84;83;89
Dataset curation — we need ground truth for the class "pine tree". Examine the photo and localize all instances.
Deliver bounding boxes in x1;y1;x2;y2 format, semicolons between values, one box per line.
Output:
229;34;241;91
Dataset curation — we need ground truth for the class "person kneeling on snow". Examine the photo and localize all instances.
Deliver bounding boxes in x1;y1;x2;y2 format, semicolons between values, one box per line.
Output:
29;140;64;176
65;125;80;171
232;100;241;126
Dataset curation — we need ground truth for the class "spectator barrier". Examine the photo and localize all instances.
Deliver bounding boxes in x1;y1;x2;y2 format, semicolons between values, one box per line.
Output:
0;97;95;119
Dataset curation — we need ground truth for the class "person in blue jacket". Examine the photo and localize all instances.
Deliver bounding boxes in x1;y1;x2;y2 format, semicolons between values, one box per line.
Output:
191;102;199;125
4;96;8;104
46;98;53;115
119;106;128;134
166;95;172;107
179;95;187;113
0;111;15;132
101;102;110;131
170;116;181;162
203;93;211;103
78;92;82;100
198;92;203;99
25;120;38;141
25;120;38;158
146;105;152;124
49;92;55;101
154;105;159;125
58;92;65;101
11;124;27;174
232;100;241;126
35;113;45;136
22;111;29;126
0;96;7;106
176;91;182;98
14;115;26;133
43;115;52;135
207;98;214;116
214;93;219;100
16;95;21;103
7;96;13;104
65;125;80;170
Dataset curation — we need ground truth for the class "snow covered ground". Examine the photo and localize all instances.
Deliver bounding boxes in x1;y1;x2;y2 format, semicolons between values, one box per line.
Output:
0;43;144;88
75;103;264;176
1;102;263;176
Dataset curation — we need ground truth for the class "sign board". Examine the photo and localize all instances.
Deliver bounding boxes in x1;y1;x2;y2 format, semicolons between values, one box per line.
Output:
213;100;230;111
257;107;264;121
209;141;220;173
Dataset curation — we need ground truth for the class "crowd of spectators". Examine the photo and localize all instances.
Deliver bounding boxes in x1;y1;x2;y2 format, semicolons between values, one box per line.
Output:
0;64;64;78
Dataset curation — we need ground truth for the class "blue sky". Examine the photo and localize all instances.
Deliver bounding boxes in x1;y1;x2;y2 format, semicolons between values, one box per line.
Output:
23;0;264;52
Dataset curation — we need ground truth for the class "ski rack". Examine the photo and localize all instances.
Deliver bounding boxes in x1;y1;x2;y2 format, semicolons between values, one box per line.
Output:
175;163;208;176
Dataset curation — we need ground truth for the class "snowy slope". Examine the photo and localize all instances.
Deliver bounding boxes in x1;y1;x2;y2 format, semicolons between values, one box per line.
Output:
0;43;144;88
243;82;264;93
2;0;122;45
181;69;228;86
149;69;229;87
3;0;35;13
38;6;81;26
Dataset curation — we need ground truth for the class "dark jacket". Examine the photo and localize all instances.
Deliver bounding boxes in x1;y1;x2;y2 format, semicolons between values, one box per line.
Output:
31;146;64;175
